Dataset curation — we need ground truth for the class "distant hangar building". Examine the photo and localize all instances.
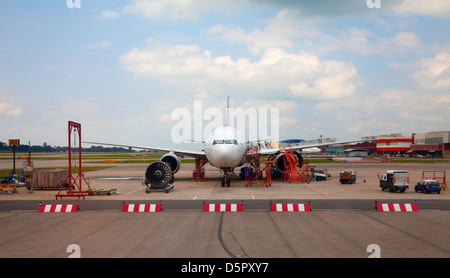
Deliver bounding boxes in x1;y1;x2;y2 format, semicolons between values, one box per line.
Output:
410;131;450;158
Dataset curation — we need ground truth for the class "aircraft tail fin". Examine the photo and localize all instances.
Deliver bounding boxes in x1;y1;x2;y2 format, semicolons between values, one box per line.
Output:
257;140;280;149
268;140;279;148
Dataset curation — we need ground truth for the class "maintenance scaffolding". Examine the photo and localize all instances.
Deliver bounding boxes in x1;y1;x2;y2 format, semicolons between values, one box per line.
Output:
243;145;273;187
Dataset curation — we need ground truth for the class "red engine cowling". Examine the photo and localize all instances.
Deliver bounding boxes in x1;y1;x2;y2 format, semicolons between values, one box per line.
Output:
274;151;303;173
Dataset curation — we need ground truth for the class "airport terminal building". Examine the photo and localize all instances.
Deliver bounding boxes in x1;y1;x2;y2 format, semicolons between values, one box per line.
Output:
280;131;450;158
367;131;450;158
368;131;450;158
301;131;450;158
376;136;412;154
410;131;450;158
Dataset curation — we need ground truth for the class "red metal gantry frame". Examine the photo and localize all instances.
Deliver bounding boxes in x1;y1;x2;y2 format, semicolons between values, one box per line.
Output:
56;121;93;199
422;170;447;190
280;147;311;183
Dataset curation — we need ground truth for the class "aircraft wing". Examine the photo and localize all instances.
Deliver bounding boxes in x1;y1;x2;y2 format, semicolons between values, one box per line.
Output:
83;141;206;158
258;139;367;155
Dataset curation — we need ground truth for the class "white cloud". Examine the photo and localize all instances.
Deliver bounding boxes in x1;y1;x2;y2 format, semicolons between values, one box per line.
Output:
83;41;112;50
412;52;450;90
120;42;361;101
210;10;422;57
209;10;301;54
43;64;55;70
393;0;450;18
241;99;297;112
287;54;361;100
339;28;375;55
101;10;120;19
0;102;23;117
122;0;450;21
274;0;450;19
124;0;205;20
391;32;421;49
330;28;422;55
432;94;450;104
279;116;297;125
123;0;242;20
311;86;450;137
377;89;443;123
61;101;100;117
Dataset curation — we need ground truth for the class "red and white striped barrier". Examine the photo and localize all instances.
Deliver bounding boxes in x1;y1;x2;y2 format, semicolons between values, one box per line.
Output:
203;203;243;212
39;204;78;212
270;203;311;212
123;204;162;212
376;203;418;212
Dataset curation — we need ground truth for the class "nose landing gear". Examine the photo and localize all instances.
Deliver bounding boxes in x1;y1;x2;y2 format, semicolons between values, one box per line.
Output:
221;176;231;187
221;168;232;187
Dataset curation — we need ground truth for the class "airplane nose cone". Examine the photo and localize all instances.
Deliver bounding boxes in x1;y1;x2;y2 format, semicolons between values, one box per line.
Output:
215;149;234;162
207;145;244;168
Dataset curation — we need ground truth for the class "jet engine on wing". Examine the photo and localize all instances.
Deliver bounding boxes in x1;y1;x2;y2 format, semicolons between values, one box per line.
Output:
160;152;181;174
273;151;304;174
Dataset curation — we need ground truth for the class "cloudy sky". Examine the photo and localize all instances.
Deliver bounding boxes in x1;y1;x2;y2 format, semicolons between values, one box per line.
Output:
1;0;449;149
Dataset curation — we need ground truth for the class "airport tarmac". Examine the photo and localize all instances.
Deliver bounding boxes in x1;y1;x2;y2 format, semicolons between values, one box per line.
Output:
0;210;449;258
1;161;449;202
1;161;449;259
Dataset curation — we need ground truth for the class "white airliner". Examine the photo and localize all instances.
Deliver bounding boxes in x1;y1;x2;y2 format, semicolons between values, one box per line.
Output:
84;98;361;187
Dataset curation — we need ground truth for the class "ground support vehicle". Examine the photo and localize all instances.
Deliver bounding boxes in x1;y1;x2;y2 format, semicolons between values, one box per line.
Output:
340;170;356;184
415;180;441;194
313;170;328;181
379;170;409;193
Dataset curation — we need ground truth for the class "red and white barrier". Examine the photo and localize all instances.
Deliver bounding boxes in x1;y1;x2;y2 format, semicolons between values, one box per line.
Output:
203;203;243;212
270;203;311;212
39;204;78;212
376;203;418;212
123;204;162;212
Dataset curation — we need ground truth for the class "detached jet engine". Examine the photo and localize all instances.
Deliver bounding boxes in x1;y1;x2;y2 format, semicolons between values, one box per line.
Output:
143;161;174;193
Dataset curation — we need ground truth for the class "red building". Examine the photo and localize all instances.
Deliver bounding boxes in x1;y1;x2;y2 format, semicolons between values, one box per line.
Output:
376;137;412;154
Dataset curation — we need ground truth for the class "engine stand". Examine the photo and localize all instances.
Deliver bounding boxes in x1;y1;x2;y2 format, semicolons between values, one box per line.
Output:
143;180;174;193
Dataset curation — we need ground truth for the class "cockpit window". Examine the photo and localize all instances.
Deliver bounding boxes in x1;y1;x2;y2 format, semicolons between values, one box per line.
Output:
213;139;238;145
213;140;224;145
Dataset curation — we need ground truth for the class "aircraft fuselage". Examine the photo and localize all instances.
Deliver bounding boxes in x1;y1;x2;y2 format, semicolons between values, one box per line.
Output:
204;126;246;170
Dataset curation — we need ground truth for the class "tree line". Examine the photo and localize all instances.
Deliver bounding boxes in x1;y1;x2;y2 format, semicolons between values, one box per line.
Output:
0;142;136;153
